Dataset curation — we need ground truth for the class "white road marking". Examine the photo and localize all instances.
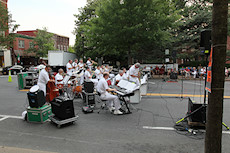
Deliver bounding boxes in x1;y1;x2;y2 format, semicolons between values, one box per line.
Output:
0;115;23;120
0;116;9;121
148;82;156;85
143;126;230;135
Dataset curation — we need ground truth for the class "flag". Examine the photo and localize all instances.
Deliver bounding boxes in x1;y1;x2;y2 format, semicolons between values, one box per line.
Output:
17;54;20;64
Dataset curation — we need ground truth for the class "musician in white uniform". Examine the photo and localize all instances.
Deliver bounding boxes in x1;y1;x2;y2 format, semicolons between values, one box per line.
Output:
86;57;93;70
95;65;102;80
37;65;51;96
66;60;73;76
122;68;128;80
78;59;85;84
129;63;141;86
85;67;98;87
97;72;123;115
55;68;64;85
72;59;79;71
115;70;124;84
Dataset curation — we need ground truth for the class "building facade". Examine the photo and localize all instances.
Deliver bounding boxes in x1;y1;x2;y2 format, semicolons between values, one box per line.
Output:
17;30;69;51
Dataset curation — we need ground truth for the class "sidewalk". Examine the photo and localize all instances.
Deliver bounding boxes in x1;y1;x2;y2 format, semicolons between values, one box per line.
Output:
151;74;230;81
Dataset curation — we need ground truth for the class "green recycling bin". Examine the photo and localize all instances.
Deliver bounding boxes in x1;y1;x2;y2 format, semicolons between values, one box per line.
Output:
17;72;28;90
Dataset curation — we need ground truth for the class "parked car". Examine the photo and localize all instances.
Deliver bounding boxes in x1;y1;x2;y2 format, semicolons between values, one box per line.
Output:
28;64;46;73
2;65;25;75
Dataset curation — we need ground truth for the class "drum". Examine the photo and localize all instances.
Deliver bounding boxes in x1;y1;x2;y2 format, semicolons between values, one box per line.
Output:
74;86;82;93
57;83;64;89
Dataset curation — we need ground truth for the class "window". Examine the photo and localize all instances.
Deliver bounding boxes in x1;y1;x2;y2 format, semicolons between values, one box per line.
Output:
64;46;66;51
18;40;25;48
29;42;34;48
61;45;63;50
58;45;60;50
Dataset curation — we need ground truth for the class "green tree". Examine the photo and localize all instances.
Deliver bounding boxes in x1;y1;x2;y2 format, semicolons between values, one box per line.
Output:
171;0;212;63
74;0;179;66
0;3;19;48
68;46;75;53
28;28;54;58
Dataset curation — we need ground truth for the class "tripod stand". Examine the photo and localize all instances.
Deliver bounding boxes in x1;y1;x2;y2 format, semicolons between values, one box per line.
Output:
176;54;229;130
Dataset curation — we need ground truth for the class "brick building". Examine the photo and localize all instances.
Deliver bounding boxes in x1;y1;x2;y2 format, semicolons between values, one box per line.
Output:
17;30;69;51
13;34;38;66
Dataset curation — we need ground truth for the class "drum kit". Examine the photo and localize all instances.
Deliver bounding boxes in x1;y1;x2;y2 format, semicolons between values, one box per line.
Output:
56;70;84;99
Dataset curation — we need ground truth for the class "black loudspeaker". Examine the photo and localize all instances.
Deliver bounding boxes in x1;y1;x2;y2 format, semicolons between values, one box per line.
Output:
170;72;178;80
51;96;75;120
200;29;211;53
188;98;207;123
27;90;46;108
84;81;94;93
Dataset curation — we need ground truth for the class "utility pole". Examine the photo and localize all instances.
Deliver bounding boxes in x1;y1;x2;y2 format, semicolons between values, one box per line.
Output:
205;0;228;153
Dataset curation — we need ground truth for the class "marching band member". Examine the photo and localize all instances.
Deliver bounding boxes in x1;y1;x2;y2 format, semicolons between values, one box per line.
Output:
95;65;103;80
128;63;141;86
86;57;93;70
66;60;73;76
78;59;85;84
37;65;51;96
72;59;79;71
55;68;64;85
85;67;98;86
104;65;110;73
97;72;123;115
115;70;124;84
122;68;128;80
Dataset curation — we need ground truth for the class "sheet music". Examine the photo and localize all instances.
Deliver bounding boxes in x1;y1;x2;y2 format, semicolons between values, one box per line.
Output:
63;75;70;85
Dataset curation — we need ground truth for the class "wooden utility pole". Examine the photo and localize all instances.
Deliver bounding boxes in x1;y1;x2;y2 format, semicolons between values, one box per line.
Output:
205;0;228;153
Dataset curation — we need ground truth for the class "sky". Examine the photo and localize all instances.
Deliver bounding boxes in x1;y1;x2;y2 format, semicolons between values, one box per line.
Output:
8;0;87;46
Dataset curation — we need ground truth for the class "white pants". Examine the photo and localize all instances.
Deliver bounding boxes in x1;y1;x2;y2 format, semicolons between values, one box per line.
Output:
101;92;121;111
129;76;140;86
38;82;46;96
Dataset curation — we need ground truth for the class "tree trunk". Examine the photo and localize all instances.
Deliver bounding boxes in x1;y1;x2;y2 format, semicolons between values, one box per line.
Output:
205;1;228;153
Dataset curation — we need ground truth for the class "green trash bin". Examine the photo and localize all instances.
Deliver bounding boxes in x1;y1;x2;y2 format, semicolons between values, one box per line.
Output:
17;72;28;90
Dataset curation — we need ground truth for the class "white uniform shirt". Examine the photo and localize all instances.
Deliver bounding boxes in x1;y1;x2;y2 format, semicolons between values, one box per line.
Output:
66;62;73;76
78;62;84;70
37;69;50;95
72;62;78;71
86;60;92;70
115;74;122;82
129;65;139;79
122;72;128;80
84;70;91;80
95;69;102;79
97;77;109;95
104;68;110;73
55;73;63;85
38;69;50;85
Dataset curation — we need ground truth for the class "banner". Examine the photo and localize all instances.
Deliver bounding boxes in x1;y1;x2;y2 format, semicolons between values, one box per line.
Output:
205;48;212;93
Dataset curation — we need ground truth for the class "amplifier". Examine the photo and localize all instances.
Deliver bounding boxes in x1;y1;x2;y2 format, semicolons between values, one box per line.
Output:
84;81;94;93
27;90;46;108
83;91;95;105
51;96;75;120
188;98;207;123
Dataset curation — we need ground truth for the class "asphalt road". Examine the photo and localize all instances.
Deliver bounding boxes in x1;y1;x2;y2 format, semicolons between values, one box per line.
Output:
0;76;230;153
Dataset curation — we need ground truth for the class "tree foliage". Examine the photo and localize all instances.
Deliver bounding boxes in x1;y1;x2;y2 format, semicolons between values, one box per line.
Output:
74;0;179;66
28;28;54;58
171;0;212;62
0;3;19;48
